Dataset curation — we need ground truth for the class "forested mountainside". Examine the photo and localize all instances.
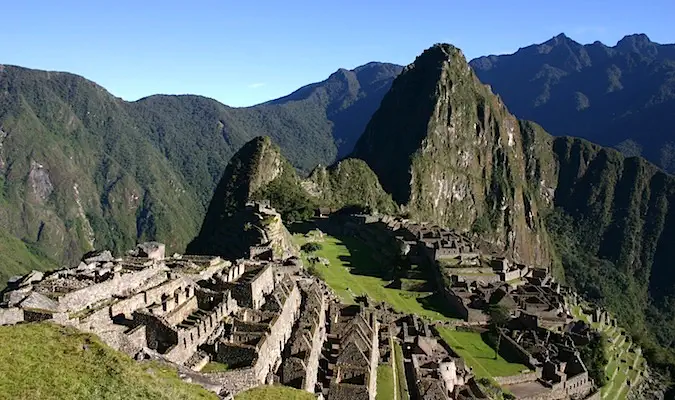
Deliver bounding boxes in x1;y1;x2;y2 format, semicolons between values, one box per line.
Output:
350;43;675;376
470;33;675;172
0;62;399;279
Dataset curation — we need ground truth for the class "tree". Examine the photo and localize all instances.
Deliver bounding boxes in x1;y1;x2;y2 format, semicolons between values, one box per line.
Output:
488;304;511;360
301;242;323;253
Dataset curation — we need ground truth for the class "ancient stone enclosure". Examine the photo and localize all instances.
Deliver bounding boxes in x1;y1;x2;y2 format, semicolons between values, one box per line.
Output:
0;203;630;399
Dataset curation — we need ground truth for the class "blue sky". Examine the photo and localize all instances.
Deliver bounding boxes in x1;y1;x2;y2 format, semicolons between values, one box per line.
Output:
1;0;673;106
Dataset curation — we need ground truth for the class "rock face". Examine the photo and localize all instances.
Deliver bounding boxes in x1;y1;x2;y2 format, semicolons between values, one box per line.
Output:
351;44;553;265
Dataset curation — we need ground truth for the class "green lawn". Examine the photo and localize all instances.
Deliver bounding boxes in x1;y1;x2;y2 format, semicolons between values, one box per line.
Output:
376;365;395;400
200;361;230;373
234;386;316;400
293;231;455;321
436;327;529;379
0;323;217;400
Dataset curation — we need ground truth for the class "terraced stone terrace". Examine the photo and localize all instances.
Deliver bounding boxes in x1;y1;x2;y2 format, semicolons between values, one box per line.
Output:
571;303;645;400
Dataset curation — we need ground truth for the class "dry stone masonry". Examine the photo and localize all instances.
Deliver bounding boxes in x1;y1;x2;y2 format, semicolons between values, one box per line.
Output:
0;203;622;399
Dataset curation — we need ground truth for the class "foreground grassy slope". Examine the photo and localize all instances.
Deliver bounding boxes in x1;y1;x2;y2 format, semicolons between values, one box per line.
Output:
0;323;217;400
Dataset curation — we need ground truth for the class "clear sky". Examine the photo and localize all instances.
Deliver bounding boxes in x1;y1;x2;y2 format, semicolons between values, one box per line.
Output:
1;0;673;107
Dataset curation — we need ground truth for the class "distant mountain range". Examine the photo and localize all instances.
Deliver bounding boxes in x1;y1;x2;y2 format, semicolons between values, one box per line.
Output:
470;33;675;172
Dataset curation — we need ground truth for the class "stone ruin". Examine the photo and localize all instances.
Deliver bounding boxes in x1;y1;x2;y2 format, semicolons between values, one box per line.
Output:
497;322;599;400
399;316;477;400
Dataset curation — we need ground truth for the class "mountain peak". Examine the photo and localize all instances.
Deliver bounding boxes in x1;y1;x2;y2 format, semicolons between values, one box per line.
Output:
615;33;656;53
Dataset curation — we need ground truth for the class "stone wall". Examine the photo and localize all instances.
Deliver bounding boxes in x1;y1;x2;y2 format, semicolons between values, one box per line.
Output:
494;371;539;385
207;367;259;396
249;266;275;310
252;283;302;383
167;298;232;364
498;331;539;370
164;296;198;326
0;307;24;325
303;291;326;391
58;265;166;312
110;275;190;319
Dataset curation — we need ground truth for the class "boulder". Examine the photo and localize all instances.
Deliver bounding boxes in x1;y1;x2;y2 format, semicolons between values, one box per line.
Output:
83;250;114;264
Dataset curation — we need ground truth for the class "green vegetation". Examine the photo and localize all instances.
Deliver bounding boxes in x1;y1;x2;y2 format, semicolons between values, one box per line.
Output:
376;365;395;400
0;228;58;285
300;242;323;253
234;386;316;400
471;34;675;174
292;229;454;321
0;323;217;400
0;62;400;278
200;362;230;373
570;303;645;399
393;341;410;400
547;208;675;383
437;327;528;378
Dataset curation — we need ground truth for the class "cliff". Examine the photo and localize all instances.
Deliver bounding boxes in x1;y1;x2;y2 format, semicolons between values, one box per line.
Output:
351;44;554;265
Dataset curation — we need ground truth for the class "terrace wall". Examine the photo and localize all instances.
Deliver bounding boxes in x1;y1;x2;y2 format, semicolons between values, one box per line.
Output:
58;265;166;312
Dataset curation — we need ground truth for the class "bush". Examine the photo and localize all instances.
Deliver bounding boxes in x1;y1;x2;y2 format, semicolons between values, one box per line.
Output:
301;242;323;253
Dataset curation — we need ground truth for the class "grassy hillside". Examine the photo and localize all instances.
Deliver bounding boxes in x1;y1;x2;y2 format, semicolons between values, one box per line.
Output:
0;323;217;400
0;228;58;285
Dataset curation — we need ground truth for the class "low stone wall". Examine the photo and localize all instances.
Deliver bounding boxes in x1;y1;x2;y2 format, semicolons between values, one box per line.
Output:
0;307;24;325
58;265;165;312
165;296;198;326
494;371;538;385
208;367;259;396
498;332;539;370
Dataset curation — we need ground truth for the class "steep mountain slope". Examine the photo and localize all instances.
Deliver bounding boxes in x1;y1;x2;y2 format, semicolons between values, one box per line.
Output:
351;43;675;372
188;136;395;257
470;33;675;171
351;44;554;265
265;62;403;158
0;65;203;269
0;62;399;275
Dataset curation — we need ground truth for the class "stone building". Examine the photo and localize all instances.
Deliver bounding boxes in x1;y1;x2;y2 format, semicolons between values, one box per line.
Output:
497;324;598;400
326;303;380;400
279;281;327;392
400;316;474;400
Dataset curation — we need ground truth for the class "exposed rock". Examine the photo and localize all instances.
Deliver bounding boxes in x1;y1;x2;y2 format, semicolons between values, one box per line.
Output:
83;250;114;264
28;160;54;202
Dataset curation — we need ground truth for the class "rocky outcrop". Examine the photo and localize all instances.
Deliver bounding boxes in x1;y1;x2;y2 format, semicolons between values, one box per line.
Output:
351;44;553;265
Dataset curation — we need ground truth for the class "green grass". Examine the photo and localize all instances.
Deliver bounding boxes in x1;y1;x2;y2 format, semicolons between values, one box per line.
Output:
393;341;410;400
234;386;316;400
436;327;529;378
570;299;645;400
200;362;230;373
0;228;58;285
293;231;455;321
376;365;395;400
0;323;217;400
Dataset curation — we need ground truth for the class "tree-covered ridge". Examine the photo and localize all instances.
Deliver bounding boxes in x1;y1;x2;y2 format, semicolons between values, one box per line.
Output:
470;33;675;172
0;61;399;276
